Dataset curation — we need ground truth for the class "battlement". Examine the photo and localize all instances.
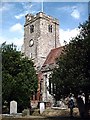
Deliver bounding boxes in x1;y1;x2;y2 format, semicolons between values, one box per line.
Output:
25;12;59;25
24;11;60;70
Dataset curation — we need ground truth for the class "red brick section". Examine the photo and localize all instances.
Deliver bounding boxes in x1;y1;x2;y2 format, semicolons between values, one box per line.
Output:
31;46;64;105
37;72;43;100
43;46;63;66
32;72;43;100
31;72;43;107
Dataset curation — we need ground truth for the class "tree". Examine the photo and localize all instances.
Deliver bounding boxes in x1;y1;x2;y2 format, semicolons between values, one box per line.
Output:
50;17;90;115
1;43;38;113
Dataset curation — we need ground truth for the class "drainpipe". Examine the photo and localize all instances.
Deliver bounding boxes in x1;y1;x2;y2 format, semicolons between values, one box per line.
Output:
55;22;56;48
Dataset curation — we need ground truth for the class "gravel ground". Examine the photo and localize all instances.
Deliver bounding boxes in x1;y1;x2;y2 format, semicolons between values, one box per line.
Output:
1;108;90;120
1;116;90;120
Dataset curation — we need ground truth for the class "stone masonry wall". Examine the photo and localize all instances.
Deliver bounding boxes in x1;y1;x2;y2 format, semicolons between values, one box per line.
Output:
23;12;61;70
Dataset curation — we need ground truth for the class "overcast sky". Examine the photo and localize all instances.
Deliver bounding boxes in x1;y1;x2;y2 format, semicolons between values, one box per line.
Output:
0;1;89;50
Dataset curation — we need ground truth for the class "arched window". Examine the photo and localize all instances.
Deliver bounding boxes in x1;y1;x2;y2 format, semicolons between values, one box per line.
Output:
30;25;34;33
48;25;52;33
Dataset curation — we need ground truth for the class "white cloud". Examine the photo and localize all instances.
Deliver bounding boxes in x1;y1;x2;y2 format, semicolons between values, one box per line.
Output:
57;5;81;19
57;5;73;11
0;36;23;50
22;3;33;10
15;10;36;20
71;9;80;19
15;13;26;19
0;3;9;12
12;37;23;46
0;3;14;12
0;5;8;12
59;28;80;46
0;36;6;45
10;23;23;33
14;3;36;20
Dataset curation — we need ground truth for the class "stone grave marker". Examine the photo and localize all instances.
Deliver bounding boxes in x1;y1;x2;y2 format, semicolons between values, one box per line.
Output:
10;100;17;114
40;102;45;114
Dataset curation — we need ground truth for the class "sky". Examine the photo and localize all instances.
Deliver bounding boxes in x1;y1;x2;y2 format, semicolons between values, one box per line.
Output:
0;1;89;50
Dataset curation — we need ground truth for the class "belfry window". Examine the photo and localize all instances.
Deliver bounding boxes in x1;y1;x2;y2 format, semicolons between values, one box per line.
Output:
48;25;52;33
30;25;34;33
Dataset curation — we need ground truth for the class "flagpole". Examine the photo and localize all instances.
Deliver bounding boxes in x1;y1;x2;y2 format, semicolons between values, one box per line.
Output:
42;0;43;12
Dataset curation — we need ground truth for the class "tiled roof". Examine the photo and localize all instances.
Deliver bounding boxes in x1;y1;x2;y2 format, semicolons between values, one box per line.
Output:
43;46;63;66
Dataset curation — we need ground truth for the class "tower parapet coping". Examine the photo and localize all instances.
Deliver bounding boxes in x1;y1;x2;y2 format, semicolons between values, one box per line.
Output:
25;12;59;26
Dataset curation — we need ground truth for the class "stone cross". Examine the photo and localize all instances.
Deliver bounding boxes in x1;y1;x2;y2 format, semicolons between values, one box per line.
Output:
10;100;17;114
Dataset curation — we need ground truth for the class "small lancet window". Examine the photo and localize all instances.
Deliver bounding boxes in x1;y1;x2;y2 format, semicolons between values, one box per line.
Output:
48;25;52;33
30;25;34;33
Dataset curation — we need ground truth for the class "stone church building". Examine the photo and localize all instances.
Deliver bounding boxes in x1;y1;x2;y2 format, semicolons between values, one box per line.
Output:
22;12;63;107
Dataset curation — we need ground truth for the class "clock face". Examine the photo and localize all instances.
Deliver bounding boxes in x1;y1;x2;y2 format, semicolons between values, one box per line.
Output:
29;39;34;47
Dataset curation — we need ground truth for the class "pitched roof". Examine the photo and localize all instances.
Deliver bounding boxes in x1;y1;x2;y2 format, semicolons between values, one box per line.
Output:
43;46;63;66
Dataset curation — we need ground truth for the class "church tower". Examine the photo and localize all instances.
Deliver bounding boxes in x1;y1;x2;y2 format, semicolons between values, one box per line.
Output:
23;12;60;71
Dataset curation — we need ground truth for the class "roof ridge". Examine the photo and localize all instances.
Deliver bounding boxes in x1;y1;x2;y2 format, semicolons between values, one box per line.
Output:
51;46;63;51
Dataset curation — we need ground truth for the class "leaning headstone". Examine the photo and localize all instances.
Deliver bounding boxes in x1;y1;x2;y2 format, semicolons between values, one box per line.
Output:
10;100;17;114
40;102;45;114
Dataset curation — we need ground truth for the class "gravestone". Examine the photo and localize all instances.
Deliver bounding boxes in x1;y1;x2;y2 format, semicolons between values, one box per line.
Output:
10;100;17;114
40;102;45;114
22;109;29;116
